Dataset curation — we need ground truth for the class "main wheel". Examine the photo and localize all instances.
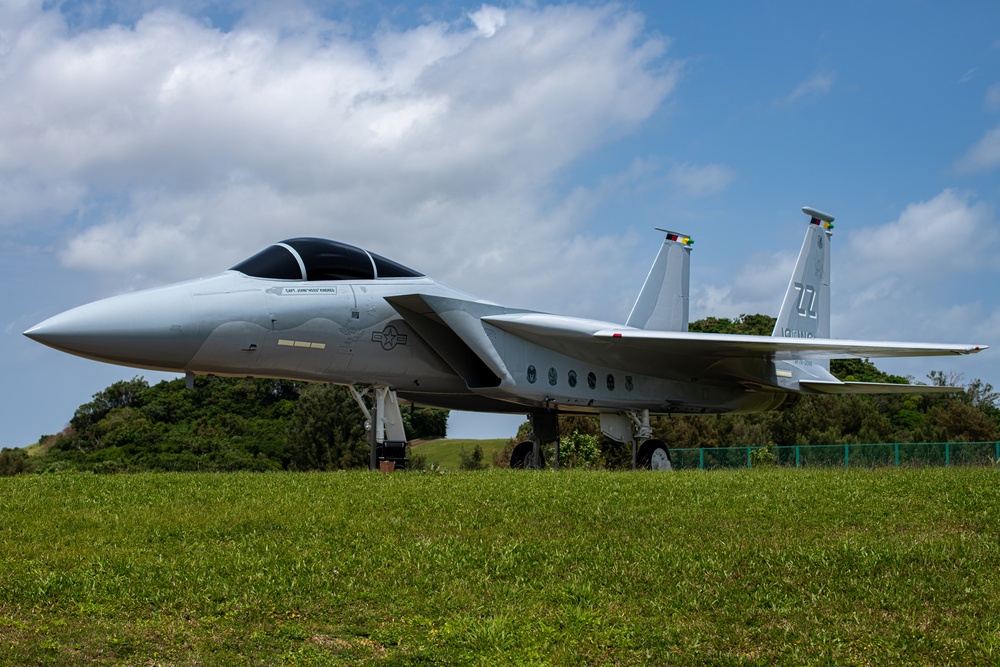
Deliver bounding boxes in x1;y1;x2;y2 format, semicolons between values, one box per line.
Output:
637;439;672;471
510;441;546;469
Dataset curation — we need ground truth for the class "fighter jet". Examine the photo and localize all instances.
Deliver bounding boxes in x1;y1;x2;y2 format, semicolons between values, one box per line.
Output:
24;207;987;470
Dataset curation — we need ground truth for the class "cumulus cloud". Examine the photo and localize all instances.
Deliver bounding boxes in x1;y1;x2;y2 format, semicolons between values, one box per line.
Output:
845;189;995;280
692;252;794;322
831;191;998;343
1;2;678;314
956;123;1000;172
469;5;506;37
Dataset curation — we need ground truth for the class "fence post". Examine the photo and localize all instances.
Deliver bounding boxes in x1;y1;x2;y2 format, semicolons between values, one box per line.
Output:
699;448;704;470
996;441;999;463
795;446;800;468
844;444;849;468
945;442;950;467
747;446;752;469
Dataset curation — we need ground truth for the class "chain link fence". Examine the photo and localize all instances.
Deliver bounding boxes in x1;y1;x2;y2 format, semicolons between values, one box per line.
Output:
670;441;1000;470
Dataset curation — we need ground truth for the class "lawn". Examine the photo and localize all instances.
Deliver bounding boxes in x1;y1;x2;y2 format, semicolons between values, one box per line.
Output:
1;467;998;665
409;438;510;470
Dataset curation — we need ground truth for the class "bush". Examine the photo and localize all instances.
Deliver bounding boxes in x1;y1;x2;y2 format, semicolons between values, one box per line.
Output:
750;442;777;467
0;448;28;476
558;430;601;469
459;444;487;471
407;446;428;471
493;439;516;468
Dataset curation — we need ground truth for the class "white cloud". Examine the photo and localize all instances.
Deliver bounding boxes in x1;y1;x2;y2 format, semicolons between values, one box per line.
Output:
692;251;794;321
845;189;995;281
781;71;835;105
1;2;677;315
469;5;506;38
665;162;735;198
959;68;977;84
986;83;1000;111
957;123;1000;172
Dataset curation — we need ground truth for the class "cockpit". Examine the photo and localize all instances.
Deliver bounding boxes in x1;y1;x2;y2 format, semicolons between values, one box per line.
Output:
231;238;424;281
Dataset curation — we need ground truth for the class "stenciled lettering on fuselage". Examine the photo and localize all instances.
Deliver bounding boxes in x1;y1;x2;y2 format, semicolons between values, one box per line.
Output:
371;325;408;351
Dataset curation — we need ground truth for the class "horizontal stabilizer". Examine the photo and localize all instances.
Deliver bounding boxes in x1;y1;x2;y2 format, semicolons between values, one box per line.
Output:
799;381;962;395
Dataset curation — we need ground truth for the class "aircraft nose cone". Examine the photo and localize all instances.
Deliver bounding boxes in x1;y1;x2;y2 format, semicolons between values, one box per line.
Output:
24;287;203;372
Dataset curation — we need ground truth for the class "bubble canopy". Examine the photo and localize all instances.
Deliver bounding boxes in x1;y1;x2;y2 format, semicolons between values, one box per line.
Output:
231;238;424;281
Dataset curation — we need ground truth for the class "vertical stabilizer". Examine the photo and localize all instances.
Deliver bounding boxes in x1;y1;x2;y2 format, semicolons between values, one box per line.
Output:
773;207;834;343
626;230;693;332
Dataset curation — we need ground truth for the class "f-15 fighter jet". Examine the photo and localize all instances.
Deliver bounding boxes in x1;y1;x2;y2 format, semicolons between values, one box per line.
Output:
25;207;987;470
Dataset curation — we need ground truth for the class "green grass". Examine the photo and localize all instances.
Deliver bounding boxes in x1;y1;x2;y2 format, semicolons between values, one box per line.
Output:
1;468;999;665
410;438;510;469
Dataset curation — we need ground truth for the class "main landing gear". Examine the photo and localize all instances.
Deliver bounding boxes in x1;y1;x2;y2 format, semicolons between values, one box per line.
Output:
637;439;672;471
509;408;672;471
600;409;672;471
510;441;545;469
509;411;558;470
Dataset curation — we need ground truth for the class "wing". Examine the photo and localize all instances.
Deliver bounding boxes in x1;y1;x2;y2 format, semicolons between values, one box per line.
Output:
483;312;987;383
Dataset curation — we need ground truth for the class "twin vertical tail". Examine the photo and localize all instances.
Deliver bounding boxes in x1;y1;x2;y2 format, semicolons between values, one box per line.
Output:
626;230;693;332
772;207;834;345
629;208;833;341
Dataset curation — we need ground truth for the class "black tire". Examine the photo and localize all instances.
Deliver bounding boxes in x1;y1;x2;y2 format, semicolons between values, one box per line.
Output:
637;439;672;471
510;441;546;469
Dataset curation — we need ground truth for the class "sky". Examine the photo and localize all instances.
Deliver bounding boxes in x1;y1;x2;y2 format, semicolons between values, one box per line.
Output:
3;0;999;448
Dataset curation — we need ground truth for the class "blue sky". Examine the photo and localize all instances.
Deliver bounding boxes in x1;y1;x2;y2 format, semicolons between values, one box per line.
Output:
3;0;999;447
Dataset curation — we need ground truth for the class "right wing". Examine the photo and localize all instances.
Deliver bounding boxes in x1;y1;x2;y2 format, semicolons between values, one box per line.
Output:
483;312;986;385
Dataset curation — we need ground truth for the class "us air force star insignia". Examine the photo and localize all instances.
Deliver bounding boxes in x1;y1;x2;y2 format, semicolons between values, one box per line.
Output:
371;325;408;350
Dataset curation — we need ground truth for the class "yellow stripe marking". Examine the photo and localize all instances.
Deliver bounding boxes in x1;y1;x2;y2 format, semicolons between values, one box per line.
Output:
277;339;326;350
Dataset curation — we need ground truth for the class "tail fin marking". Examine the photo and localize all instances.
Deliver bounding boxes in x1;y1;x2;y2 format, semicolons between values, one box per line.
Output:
773;207;834;342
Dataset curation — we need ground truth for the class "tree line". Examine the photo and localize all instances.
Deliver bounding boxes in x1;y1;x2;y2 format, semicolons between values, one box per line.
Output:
2;376;447;475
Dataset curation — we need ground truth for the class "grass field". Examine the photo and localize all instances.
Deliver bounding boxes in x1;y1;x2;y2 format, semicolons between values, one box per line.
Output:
409;438;510;470
1;467;999;665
